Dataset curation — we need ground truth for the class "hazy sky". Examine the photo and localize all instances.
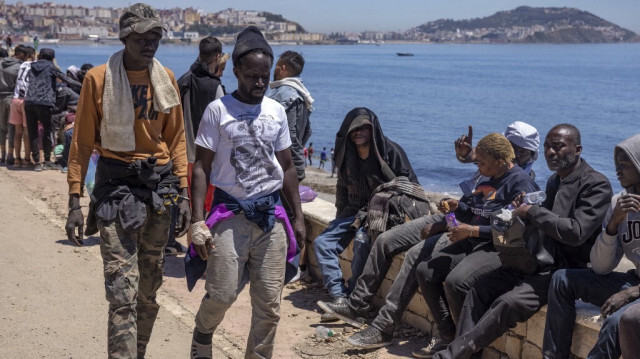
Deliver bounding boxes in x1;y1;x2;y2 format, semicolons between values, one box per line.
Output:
17;0;640;34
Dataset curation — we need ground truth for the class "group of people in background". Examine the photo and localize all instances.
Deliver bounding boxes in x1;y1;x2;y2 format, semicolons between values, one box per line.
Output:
2;3;636;359
0;43;93;172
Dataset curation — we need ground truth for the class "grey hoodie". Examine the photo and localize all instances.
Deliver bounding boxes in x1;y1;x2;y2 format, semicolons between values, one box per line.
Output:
0;56;23;97
591;133;640;277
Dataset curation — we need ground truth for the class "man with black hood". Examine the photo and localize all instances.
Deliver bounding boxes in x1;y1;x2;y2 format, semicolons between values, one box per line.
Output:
178;36;224;165
313;107;419;305
189;26;305;359
24;48;81;171
542;133;640;359
432;124;612;359
0;45;29;165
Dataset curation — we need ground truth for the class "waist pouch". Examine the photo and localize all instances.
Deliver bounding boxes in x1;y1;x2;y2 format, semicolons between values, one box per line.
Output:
491;210;538;275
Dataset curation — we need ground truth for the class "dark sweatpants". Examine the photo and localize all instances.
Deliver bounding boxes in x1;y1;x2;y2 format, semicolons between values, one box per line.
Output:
543;269;640;359
24;104;52;163
415;239;500;338
348;213;444;313
433;268;553;359
619;303;640;358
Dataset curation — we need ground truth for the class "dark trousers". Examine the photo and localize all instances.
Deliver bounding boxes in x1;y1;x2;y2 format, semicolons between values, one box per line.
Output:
619;302;640;357
24;104;52;163
369;230;450;335
58;128;73;167
416;239;500;338
348;214;444;313
542;268;640;359
434;268;553;359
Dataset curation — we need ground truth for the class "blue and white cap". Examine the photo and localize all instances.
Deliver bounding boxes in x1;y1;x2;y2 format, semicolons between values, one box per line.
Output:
504;121;540;161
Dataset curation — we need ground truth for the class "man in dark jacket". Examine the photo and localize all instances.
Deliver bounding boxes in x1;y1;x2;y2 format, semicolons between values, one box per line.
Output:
175;36;224;254
0;45;29;164
432;124;613;359
177;36;224;165
313;107;419;302
24;48;81;171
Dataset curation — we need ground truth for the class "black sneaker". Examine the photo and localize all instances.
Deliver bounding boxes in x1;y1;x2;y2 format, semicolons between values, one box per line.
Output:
34;163;43;172
317;297;365;328
6;155;15;166
347;326;393;349
43;161;62;170
190;340;212;359
412;335;452;358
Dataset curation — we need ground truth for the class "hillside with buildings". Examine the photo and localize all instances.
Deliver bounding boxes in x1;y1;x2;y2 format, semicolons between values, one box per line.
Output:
0;3;638;45
0;2;325;43
406;6;640;43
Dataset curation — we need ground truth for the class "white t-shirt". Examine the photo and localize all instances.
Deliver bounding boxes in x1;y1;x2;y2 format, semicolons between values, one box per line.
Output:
13;61;32;99
195;94;291;200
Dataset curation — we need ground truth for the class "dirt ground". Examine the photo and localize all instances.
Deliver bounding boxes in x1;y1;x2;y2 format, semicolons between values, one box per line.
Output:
0;164;430;358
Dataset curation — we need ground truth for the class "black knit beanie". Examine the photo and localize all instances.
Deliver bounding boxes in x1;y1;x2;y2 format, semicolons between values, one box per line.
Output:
232;26;273;66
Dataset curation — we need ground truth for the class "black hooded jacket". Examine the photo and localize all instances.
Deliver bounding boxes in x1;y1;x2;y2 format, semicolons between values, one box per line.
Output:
334;107;418;218
24;59;81;107
177;61;223;162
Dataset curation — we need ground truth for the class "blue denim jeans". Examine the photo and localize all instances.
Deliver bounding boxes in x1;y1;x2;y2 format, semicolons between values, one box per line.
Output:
349;227;372;292
542;268;640;359
313;216;356;298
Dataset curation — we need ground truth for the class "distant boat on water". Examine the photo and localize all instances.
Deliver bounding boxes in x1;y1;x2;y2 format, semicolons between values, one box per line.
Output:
396;52;414;56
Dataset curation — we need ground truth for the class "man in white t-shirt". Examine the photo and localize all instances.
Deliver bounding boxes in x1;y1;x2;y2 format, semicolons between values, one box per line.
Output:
189;26;306;359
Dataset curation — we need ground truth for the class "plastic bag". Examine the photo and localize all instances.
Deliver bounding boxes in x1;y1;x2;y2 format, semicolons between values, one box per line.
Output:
85;152;99;195
298;185;317;203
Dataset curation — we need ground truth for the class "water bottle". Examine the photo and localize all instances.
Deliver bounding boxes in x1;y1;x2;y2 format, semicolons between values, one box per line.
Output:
524;191;547;205
316;326;334;339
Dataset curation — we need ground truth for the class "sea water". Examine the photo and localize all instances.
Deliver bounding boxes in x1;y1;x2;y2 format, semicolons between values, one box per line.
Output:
51;42;640;195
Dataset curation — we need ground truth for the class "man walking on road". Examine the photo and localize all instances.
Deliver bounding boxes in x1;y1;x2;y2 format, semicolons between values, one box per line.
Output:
189;26;306;359
65;4;191;358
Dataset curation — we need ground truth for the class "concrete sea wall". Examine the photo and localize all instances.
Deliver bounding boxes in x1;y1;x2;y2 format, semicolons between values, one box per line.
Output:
301;197;606;359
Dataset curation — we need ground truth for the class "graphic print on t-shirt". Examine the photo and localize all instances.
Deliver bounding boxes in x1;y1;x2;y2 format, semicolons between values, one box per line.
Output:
474;184;497;201
470;184;498;219
224;112;279;194
131;84;158;121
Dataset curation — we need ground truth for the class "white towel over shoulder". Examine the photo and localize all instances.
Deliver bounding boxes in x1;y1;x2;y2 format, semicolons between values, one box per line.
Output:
102;49;180;152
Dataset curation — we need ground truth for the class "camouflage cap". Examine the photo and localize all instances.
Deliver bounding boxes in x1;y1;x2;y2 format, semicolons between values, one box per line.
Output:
119;3;166;40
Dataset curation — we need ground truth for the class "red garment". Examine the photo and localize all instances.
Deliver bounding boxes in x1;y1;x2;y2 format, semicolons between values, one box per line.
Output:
187;163;215;213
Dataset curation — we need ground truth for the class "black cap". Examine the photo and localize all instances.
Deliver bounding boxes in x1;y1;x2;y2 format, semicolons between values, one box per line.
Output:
232;26;273;66
39;48;55;60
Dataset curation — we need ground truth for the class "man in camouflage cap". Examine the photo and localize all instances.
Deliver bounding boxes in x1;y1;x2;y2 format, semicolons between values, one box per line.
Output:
65;3;190;358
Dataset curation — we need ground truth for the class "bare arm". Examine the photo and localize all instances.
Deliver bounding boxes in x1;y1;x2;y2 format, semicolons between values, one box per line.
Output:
190;145;214;259
191;145;214;223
